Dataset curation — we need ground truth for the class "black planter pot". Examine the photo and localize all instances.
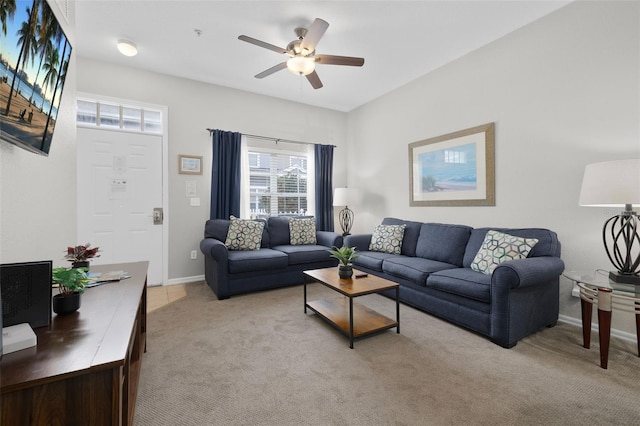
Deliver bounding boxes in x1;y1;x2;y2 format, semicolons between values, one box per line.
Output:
338;264;353;279
72;261;90;269
53;292;81;315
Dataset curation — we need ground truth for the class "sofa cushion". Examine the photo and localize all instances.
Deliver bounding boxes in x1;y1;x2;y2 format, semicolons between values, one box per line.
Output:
288;217;317;245
463;227;560;267
381;218;423;257
470;230;539;275
204;219;231;241
426;268;492;303
369;224;406;254
227;249;289;274
415;223;472;266
382;256;458;286
225;216;266;250
267;216;315;246
272;244;333;265
205;218;269;247
352;251;397;272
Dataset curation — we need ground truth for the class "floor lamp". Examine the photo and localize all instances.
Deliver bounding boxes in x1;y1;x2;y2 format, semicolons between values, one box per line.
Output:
333;188;354;236
579;159;640;284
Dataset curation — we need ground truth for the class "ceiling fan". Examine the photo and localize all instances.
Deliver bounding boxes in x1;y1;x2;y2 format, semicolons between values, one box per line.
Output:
238;18;365;90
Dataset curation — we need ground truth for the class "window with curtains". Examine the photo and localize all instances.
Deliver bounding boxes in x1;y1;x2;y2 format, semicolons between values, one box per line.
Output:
247;148;309;218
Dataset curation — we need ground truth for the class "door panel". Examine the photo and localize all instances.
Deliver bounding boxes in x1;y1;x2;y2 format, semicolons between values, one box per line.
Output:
77;127;163;285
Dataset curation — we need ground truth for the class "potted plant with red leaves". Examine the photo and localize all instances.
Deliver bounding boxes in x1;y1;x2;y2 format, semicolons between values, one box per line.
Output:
65;243;100;269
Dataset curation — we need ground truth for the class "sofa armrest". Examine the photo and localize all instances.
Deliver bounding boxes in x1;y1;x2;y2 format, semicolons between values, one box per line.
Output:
200;238;231;299
492;256;565;290
200;237;229;263
316;231;343;248
343;234;372;252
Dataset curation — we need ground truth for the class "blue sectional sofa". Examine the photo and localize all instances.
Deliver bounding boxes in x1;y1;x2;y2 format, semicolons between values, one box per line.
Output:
200;216;343;299
344;218;564;348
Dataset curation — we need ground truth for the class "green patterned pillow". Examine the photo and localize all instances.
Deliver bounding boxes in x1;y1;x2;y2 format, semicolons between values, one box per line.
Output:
289;217;317;245
369;224;406;254
470;230;539;275
224;216;264;250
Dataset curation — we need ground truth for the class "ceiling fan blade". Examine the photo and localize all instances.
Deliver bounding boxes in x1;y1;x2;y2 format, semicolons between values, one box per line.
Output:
238;35;287;54
255;62;287;79
306;70;323;89
314;54;365;67
300;18;329;53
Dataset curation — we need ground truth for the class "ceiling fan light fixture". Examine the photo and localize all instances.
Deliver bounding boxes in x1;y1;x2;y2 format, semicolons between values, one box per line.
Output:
117;40;138;57
287;56;315;75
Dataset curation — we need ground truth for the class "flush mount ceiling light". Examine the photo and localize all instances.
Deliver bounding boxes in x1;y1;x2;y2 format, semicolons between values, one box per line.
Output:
117;40;137;57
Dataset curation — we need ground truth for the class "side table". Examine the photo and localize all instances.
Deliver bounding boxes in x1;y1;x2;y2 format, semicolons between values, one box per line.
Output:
564;270;640;369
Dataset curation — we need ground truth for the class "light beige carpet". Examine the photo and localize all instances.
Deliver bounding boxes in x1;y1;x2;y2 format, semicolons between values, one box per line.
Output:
134;282;640;425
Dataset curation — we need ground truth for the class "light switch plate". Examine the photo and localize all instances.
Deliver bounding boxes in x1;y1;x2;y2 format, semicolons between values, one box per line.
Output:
190;197;200;206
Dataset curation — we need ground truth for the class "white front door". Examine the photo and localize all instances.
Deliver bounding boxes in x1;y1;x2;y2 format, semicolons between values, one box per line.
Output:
76;127;164;285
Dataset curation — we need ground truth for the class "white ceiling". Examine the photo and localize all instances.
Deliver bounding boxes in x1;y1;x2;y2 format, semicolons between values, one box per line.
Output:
75;1;571;112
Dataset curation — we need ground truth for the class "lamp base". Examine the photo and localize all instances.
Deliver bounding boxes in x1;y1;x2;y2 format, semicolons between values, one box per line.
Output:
609;271;640;285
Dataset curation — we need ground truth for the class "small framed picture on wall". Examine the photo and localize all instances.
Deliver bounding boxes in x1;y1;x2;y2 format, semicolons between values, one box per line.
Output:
179;155;203;175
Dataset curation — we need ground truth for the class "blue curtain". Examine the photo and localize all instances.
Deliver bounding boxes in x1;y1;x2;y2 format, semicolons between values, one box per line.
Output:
314;144;334;231
210;130;242;219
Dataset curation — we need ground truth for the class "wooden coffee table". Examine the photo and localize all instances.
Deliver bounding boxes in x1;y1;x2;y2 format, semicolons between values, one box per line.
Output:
303;267;400;348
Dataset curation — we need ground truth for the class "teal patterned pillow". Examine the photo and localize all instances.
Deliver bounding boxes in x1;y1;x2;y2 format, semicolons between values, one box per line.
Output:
470;230;539;275
289;218;317;245
224;216;264;250
369;224;406;254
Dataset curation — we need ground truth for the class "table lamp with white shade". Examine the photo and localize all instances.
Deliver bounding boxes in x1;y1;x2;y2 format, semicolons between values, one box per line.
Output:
333;187;354;236
579;159;640;284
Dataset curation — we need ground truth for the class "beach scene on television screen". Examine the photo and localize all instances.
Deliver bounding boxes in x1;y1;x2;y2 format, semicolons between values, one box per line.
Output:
0;0;71;154
419;143;478;193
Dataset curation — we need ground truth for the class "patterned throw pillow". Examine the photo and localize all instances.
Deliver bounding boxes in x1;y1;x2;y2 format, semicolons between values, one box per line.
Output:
470;230;539;275
224;216;265;250
289;218;317;245
369;224;406;255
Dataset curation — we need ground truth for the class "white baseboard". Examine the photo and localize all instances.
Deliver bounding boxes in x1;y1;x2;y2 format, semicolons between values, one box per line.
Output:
558;314;636;343
149;275;204;287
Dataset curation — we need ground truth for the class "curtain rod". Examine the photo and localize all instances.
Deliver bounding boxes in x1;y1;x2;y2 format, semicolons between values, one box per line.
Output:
206;129;335;147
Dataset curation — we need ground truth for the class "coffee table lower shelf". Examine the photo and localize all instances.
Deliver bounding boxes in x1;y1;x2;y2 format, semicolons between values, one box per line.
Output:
306;298;398;347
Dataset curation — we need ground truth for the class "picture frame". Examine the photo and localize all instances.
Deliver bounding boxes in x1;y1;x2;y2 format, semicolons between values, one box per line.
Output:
178;155;203;175
409;122;495;207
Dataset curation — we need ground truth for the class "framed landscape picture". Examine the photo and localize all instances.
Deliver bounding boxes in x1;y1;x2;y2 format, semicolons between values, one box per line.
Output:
409;122;495;206
179;155;203;175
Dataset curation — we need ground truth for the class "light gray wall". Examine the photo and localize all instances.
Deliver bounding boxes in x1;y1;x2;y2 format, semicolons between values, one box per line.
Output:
76;59;348;280
346;0;640;333
3;1;638;335
0;1;77;267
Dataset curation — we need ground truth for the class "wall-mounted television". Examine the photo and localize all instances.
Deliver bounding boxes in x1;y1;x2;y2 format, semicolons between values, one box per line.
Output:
0;0;72;156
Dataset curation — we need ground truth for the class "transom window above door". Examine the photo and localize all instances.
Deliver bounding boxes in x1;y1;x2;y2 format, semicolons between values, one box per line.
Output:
76;98;163;134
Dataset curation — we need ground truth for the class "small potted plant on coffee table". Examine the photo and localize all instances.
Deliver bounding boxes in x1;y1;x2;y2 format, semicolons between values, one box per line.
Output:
65;243;100;269
328;246;360;279
52;267;90;315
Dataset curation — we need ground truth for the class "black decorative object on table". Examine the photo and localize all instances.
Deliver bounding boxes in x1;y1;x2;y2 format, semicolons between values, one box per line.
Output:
333;188;355;236
579;159;640;285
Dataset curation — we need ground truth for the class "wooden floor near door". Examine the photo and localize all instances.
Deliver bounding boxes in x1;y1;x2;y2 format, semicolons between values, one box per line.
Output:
147;284;190;312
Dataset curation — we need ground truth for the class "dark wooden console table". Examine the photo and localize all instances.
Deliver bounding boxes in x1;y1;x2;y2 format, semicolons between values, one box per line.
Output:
1;261;148;425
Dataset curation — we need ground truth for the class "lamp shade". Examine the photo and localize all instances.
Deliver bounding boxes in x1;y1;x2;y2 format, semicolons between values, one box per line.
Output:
333;188;351;206
579;159;640;207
